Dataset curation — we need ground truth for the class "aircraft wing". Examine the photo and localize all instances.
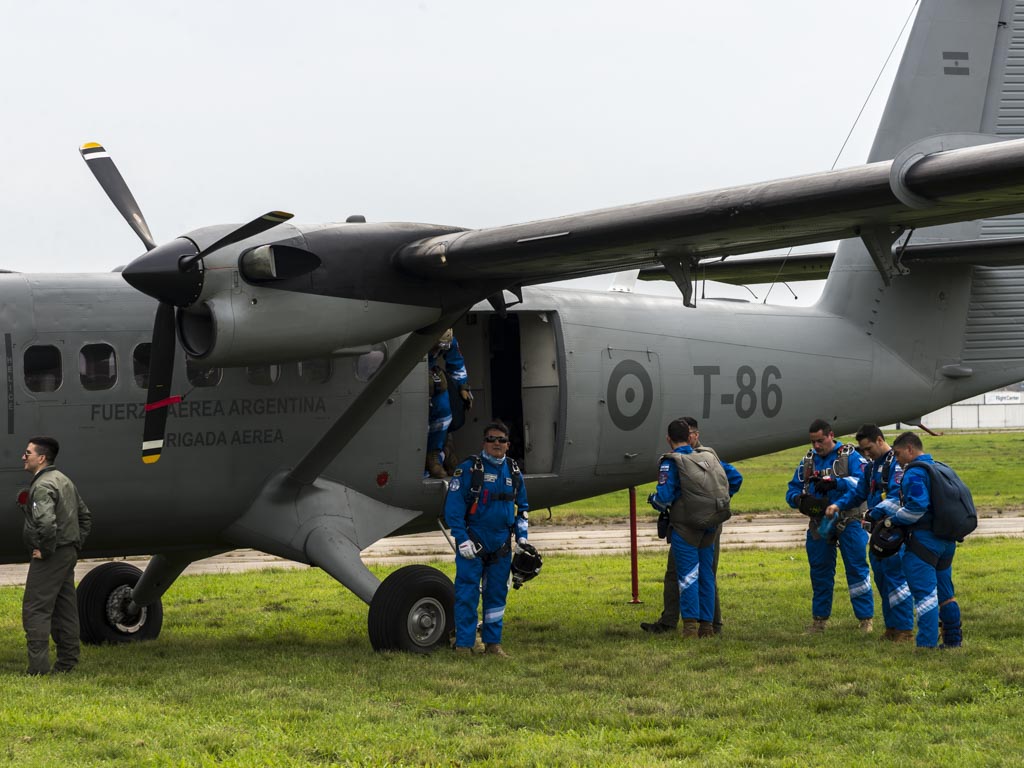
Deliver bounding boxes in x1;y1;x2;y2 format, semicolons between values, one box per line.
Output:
395;138;1024;285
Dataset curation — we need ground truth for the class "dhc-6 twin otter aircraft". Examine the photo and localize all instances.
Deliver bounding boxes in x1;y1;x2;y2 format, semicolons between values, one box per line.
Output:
4;0;1024;652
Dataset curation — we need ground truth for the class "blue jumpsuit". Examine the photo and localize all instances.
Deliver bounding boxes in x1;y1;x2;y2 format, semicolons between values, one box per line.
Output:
875;454;961;648
444;453;529;648
427;338;469;453
786;442;874;621
833;451;913;633
651;445;716;623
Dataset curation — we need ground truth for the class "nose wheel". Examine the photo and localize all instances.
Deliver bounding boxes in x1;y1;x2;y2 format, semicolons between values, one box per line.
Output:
77;562;164;644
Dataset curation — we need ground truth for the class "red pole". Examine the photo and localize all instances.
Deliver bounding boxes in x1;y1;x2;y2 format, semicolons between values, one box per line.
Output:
628;486;641;603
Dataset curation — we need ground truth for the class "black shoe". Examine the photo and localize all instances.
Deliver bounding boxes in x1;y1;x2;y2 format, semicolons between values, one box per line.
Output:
640;621;674;634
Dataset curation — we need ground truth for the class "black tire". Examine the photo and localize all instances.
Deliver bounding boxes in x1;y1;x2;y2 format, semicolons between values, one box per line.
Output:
368;565;454;653
77;562;164;645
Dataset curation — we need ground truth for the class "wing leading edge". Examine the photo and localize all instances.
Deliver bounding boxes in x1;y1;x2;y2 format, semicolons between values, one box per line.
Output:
396;137;1024;287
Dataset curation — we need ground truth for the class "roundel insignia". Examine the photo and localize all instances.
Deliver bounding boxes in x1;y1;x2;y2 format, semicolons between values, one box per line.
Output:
606;359;653;431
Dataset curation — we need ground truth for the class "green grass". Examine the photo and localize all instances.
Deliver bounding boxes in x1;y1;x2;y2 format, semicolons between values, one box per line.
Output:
548;430;1024;522
2;539;1023;767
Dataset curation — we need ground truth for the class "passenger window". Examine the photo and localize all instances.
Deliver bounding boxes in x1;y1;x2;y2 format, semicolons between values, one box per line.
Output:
355;345;387;382
133;344;151;389
298;358;332;385
80;343;117;391
186;360;222;388
246;364;279;385
24;345;62;393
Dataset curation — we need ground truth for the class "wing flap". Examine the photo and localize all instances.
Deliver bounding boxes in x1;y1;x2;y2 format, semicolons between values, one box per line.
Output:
637;235;1024;287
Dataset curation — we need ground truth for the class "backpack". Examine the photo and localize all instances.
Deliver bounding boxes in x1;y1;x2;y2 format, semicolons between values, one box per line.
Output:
663;448;732;530
904;460;977;542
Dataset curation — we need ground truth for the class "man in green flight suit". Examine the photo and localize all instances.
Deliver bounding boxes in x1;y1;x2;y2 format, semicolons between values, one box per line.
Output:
19;436;91;675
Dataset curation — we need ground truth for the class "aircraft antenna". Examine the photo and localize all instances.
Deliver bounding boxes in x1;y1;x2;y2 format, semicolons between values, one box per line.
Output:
762;0;920;305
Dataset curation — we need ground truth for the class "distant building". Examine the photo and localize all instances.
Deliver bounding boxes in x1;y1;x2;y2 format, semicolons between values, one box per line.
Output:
911;386;1024;430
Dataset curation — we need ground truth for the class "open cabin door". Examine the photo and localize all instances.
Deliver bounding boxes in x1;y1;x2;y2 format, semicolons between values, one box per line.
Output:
448;310;564;475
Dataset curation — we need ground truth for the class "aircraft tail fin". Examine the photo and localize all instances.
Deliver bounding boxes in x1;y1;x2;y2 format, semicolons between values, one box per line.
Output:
855;0;1024;245
825;0;1024;400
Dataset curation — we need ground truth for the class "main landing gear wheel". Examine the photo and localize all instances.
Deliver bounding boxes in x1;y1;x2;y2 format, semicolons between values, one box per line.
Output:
77;562;164;645
368;565;454;653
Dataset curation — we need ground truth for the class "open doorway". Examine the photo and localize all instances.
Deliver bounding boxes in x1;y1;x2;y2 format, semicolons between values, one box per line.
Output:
444;310;563;476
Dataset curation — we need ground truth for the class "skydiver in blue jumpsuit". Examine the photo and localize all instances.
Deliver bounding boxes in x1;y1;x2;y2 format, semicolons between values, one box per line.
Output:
641;415;742;636
444;421;528;656
426;329;473;479
874;432;962;649
825;424;914;642
786;419;874;634
647;418;732;638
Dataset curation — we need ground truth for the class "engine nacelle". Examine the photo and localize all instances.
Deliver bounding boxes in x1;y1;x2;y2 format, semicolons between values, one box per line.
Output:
177;289;440;367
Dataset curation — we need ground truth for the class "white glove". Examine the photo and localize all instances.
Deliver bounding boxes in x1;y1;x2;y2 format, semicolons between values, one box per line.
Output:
517;537;529;548
458;540;477;559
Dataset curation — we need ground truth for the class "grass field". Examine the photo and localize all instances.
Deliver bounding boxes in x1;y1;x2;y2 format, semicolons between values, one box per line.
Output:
2;538;1023;767
548;429;1024;522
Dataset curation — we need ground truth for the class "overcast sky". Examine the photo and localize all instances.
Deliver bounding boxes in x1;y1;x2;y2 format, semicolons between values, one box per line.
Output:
1;0;918;304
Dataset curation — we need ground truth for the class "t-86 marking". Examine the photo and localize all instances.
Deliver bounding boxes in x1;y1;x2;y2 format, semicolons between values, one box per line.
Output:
693;365;782;420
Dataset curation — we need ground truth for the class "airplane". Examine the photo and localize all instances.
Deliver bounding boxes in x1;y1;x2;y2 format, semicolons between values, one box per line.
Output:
3;0;1024;653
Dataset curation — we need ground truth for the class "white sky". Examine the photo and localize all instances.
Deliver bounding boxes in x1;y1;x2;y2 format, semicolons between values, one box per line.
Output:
1;0;918;306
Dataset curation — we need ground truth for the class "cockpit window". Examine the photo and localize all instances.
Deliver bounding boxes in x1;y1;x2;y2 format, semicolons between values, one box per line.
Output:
186;360;222;388
79;344;117;391
24;345;62;393
355;345;387;382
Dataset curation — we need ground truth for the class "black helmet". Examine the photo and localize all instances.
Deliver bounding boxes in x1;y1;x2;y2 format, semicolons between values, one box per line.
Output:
798;493;829;518
511;542;543;589
869;520;905;559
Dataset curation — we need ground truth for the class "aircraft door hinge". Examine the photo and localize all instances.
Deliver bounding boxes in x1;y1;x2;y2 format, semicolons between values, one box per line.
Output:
659;255;697;308
858;225;911;286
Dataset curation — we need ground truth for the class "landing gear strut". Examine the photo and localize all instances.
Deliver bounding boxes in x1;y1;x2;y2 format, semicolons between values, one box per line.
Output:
367;565;454;653
77;562;164;644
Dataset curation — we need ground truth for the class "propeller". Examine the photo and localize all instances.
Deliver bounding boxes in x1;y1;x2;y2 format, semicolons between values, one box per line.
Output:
79;142;292;463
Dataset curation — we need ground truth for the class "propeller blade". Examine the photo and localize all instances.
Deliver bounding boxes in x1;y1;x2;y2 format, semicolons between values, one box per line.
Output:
79;142;158;251
179;211;293;271
141;302;180;464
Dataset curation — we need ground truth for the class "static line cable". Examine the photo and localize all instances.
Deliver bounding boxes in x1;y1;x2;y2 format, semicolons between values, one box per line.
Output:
764;0;920;304
829;0;921;172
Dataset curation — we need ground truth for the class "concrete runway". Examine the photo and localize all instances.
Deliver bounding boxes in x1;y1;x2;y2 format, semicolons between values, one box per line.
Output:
1;513;1022;587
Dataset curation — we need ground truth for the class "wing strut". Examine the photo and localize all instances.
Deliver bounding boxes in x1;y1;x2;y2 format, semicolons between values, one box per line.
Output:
659;256;697;308
288;316;464;486
858;225;909;286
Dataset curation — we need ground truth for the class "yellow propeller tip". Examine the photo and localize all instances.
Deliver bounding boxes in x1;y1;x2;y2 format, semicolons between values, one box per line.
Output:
80;142;103;150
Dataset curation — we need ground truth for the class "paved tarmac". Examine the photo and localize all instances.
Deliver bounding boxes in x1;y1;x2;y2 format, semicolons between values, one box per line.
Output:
1;513;1021;587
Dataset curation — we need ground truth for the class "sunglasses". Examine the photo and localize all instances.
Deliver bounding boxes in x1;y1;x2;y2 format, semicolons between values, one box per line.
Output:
484;436;509;444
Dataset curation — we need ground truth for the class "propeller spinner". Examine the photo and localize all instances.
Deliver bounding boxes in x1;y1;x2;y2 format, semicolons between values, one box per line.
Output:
79;142;292;463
